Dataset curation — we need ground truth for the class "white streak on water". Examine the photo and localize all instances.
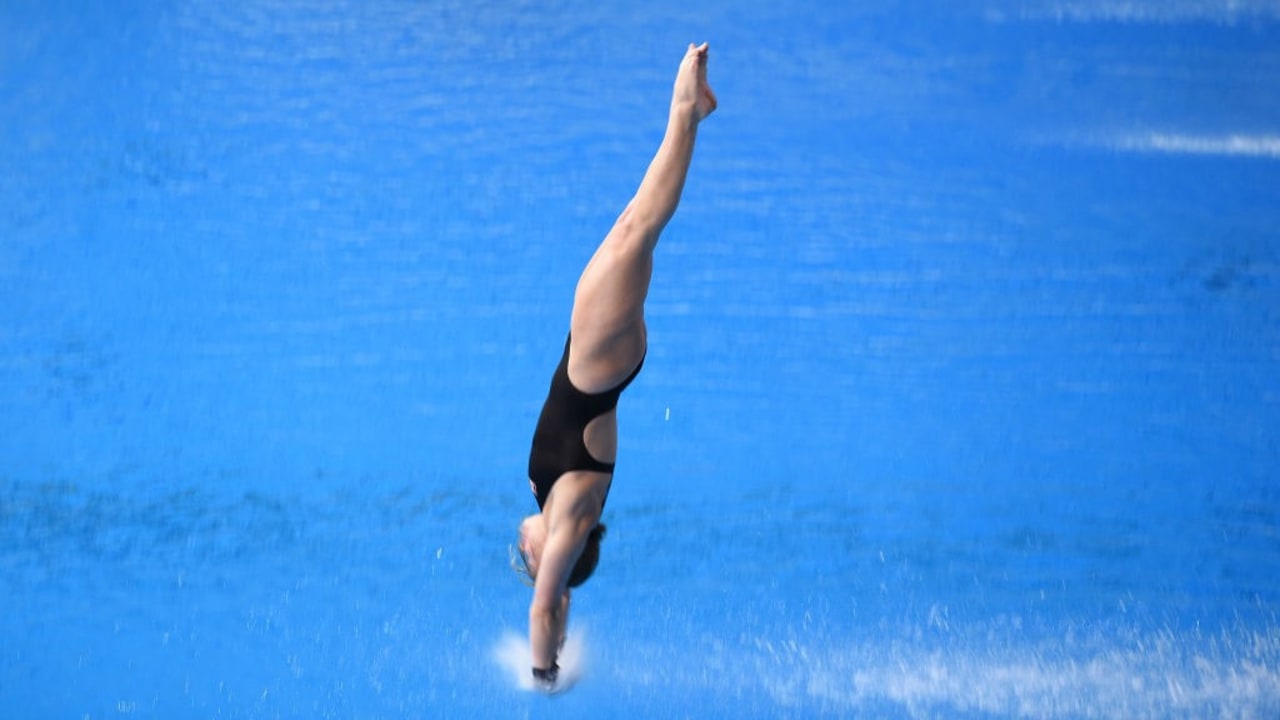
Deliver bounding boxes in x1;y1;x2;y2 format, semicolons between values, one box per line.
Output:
1049;131;1280;159
1111;132;1280;158
997;0;1280;24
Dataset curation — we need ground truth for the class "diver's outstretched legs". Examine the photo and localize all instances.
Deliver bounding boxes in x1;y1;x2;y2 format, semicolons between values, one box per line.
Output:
567;43;718;394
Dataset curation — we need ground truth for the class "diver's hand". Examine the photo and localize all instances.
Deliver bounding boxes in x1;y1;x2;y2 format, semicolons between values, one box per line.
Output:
532;663;560;692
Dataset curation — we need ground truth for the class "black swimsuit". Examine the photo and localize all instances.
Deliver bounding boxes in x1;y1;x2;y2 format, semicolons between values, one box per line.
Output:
527;334;644;509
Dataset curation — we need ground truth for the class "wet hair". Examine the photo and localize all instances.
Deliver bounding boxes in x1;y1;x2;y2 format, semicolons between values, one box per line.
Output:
509;543;535;587
566;524;606;588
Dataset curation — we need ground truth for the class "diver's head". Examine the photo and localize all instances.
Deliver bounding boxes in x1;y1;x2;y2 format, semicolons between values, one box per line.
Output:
510;516;607;589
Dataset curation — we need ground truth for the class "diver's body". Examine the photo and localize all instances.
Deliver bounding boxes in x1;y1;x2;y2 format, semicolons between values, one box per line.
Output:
514;42;717;690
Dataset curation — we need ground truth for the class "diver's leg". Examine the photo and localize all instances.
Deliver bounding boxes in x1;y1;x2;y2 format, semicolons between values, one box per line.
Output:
567;43;717;393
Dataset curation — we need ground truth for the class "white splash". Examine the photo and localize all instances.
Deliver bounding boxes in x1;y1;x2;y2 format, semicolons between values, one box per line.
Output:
492;628;588;693
601;623;1280;717
759;625;1280;718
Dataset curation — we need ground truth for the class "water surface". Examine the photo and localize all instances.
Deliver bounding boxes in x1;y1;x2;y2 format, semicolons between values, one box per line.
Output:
2;0;1278;717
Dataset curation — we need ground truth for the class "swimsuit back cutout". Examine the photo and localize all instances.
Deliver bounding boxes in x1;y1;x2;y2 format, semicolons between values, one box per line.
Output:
528;334;644;509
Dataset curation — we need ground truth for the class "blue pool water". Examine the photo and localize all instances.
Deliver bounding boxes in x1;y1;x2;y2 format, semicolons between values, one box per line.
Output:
3;1;1279;717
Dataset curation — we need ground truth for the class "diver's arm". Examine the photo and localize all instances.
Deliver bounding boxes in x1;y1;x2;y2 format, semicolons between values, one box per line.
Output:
528;526;579;684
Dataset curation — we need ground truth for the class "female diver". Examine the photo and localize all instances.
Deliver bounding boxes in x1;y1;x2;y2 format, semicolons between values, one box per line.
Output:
512;42;717;691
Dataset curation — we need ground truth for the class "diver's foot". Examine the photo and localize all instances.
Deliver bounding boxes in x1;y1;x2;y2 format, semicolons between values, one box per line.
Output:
672;42;717;124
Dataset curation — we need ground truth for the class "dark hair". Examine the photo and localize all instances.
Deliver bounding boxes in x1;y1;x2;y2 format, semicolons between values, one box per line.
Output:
566;524;606;588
